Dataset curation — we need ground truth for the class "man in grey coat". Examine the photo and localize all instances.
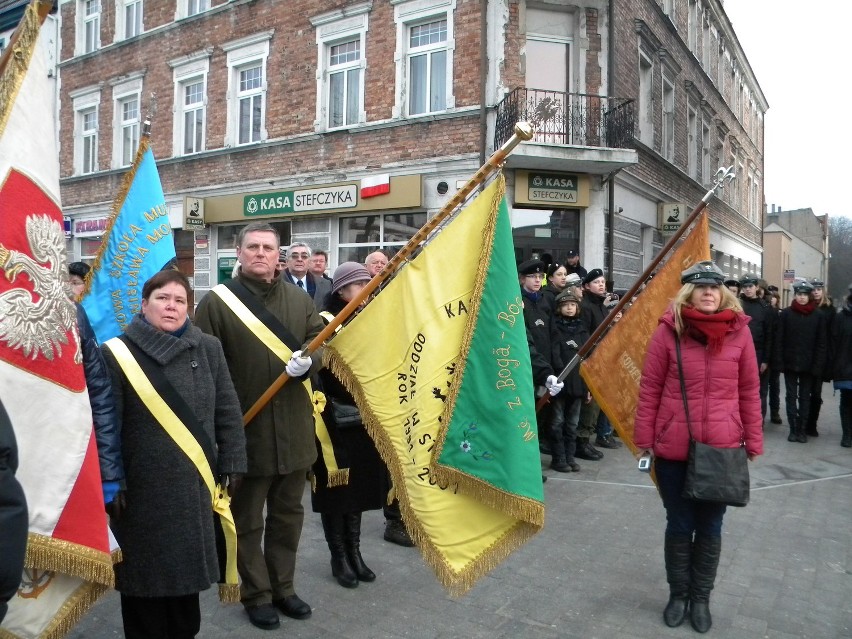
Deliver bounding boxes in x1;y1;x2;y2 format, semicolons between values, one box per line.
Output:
195;223;324;631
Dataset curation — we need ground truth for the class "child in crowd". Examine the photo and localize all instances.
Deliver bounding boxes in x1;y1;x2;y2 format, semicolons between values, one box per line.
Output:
548;291;591;472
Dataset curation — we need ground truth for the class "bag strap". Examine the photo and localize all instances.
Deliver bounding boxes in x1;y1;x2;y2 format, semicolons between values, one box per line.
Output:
674;335;695;442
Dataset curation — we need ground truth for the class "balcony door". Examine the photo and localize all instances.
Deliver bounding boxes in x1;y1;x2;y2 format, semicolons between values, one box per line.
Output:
525;8;572;144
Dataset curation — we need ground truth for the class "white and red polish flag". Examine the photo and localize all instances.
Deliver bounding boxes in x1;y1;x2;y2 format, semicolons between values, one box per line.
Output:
360;173;390;198
0;2;114;638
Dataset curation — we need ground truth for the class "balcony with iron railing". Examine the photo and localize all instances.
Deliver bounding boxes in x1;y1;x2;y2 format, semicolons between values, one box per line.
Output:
494;88;638;173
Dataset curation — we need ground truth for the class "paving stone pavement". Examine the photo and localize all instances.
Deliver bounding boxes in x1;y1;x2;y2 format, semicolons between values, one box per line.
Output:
68;383;852;638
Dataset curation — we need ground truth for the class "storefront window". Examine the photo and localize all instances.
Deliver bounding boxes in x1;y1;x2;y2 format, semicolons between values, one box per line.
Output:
79;237;103;265
338;212;426;264
510;207;579;264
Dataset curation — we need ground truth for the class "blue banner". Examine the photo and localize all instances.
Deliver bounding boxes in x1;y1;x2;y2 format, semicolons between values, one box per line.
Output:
82;146;176;343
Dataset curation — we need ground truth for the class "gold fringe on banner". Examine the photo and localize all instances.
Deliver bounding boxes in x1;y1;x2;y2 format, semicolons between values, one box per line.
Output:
0;580;109;639
218;582;241;604
0;2;51;140
80;134;152;299
25;533;114;587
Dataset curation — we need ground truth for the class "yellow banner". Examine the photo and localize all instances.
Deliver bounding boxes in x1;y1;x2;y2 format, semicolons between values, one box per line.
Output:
325;178;542;596
580;213;710;452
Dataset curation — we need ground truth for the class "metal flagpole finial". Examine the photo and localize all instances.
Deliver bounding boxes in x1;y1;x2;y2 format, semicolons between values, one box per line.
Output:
702;165;736;203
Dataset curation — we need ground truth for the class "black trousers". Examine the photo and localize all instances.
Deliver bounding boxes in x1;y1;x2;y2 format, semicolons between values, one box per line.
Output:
120;592;200;639
768;369;781;414
784;372;814;429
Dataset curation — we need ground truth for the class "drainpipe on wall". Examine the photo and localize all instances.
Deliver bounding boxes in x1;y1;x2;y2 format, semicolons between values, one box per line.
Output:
606;0;616;291
479;0;488;169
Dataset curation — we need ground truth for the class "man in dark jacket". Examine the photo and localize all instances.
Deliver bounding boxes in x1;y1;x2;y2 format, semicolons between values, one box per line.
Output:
564;249;588;280
0;398;27;625
195;223;324;631
281;242;332;308
830;284;852;447
576;269;608;459
739;274;773;423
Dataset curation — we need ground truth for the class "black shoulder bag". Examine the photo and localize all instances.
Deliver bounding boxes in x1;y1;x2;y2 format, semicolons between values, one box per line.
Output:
675;337;750;507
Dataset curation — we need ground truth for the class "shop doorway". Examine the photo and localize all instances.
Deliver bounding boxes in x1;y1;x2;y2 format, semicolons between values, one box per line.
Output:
510;207;580;267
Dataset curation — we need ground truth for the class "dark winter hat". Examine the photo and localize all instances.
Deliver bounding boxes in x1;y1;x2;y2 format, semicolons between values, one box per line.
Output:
555;290;581;305
546;262;564;278
680;261;725;285
518;258;546;276
810;278;825;288
793;280;814;295
566;249;578;258
331;262;371;294
767;285;779;293
582;268;605;285
739;274;759;286
68;262;90;278
724;278;741;290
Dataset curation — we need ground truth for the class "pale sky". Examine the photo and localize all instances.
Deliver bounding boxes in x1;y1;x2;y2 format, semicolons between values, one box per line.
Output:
722;1;852;219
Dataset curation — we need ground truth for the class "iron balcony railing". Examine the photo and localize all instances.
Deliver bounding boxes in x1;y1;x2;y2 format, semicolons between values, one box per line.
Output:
494;88;635;150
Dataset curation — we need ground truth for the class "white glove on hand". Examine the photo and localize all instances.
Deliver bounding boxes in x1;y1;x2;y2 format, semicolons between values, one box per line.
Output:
285;350;312;377
545;375;564;397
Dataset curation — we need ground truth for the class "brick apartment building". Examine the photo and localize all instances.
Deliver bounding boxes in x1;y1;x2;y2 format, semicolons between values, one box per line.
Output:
53;0;764;298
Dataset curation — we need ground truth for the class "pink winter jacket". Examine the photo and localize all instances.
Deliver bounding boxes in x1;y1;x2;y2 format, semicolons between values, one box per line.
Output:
633;307;764;461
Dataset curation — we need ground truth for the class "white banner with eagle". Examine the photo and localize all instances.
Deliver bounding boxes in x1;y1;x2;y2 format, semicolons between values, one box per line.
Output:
0;3;114;638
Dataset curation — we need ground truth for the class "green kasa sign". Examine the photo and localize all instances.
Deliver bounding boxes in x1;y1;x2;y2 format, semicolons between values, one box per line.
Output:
244;184;358;216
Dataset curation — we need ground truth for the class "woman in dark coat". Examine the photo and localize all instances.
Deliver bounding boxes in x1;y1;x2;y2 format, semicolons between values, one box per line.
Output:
831;284;852;448
634;261;763;633
773;280;828;443
807;279;835;436
102;270;246;639
314;262;388;589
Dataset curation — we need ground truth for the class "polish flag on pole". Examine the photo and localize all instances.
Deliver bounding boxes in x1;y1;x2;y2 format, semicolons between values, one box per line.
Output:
360;174;390;198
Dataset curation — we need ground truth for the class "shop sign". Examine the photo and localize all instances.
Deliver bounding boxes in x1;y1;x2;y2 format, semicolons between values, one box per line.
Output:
527;171;580;203
73;216;109;237
658;202;686;235
184;196;205;229
244;184;358;217
783;269;795;283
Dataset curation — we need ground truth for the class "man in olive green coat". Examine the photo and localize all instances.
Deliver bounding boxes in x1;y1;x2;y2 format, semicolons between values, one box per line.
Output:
195;222;324;631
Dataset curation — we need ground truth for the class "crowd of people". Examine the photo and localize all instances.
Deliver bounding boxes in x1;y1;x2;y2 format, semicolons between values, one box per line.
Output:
3;233;851;637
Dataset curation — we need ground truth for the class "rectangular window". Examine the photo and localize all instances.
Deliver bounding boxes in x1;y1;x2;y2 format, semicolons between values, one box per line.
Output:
701;122;711;184
407;18;447;116
662;77;674;161
181;79;205;154
187;0;209;16
83;0;100;53
638;53;653;146
124;0;142;39
688;107;698;178
328;39;361;128
81;108;98;174
237;64;263;145
337;212;427;264
119;96;140;166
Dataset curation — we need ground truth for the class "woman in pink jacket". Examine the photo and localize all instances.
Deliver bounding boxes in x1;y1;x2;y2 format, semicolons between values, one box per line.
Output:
634;261;763;634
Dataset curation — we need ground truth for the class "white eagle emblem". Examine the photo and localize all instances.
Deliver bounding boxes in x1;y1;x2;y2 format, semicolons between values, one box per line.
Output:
0;214;81;362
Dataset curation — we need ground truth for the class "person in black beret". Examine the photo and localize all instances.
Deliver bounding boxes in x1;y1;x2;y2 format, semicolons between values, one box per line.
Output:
806;279;834;436
564;249;587;280
739;274;773;424
724;278;741;296
576;268;610;459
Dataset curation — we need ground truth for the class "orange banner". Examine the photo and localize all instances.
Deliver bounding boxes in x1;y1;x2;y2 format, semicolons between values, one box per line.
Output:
580;213;710;452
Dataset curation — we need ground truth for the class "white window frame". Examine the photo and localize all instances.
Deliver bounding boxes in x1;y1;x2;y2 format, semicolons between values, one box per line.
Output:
661;74;674;161
114;0;144;41
311;6;370;132
176;0;210;20
687;104;698;179
111;75;143;168
701;120;711;185
392;0;456;119
223;32;273;147
71;86;101;175
75;0;100;55
169;50;211;157
663;0;676;22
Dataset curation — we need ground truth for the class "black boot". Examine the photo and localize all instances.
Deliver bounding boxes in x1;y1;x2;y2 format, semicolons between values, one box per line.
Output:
344;512;376;582
770;410;782;424
796;421;808;443
787;417;798;443
549;429;570;472
690;535;721;633
663;535;691;627
321;513;358;588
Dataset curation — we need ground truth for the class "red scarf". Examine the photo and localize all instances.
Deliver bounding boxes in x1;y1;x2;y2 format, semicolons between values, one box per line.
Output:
681;307;738;354
791;300;816;315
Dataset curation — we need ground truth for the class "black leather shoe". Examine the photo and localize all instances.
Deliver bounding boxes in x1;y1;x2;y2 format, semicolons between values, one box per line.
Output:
384;520;415;547
770;412;782;424
273;594;312;620
575;444;601;461
245;603;280;630
664;596;689;627
594;436;621;449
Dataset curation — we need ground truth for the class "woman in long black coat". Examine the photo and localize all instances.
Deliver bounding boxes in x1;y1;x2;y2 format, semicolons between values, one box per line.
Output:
313;262;388;589
102;270;246;639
